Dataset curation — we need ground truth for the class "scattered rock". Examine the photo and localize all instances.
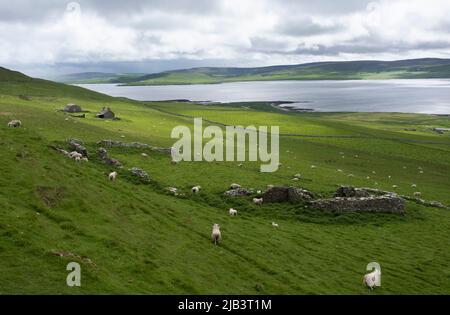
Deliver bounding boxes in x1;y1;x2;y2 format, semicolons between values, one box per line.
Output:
129;167;150;182
97;147;122;168
224;187;252;197
67;139;88;157
97;139;171;155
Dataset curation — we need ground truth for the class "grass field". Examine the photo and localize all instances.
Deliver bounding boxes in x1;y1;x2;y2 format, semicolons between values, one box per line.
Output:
1;68;450;294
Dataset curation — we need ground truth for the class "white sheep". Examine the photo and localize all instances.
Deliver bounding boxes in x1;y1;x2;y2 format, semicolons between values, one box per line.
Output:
363;269;381;290
414;192;422;198
230;183;241;190
192;186;201;194
211;224;221;245
141;153;148;157
7;120;22;128
253;198;263;205
81;157;88;162
75;156;81;163
109;171;118;181
229;208;238;216
272;222;279;228
68;151;83;159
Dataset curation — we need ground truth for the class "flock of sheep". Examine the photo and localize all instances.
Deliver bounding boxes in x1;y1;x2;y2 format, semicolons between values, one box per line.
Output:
6;119;393;290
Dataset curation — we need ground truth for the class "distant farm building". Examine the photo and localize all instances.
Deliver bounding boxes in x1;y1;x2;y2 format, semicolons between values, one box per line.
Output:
96;107;115;119
64;103;82;113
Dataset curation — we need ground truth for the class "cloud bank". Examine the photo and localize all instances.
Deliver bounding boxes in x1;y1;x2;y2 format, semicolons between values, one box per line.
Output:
1;0;450;76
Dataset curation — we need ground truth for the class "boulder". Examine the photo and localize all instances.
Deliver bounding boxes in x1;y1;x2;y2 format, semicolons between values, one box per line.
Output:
64;103;82;113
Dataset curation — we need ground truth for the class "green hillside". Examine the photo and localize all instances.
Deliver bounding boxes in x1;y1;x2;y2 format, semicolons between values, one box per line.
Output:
1;67;450;294
57;58;450;85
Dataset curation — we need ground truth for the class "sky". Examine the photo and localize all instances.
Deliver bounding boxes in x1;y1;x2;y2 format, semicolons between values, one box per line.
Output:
1;0;450;77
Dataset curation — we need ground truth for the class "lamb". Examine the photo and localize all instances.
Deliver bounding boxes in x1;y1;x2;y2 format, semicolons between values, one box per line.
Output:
272;222;279;228
414;192;422;198
211;224;221;245
253;198;263;205
7;120;22;128
229;208;238;216
192;186;201;194
363;269;381;290
109;171;118;181
230;183;241;190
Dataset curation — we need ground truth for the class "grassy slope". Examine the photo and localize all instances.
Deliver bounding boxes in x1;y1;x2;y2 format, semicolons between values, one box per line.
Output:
1;69;450;294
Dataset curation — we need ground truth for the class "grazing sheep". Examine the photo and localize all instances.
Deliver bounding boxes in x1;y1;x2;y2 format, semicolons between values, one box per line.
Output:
348;174;354;177
411;184;417;188
7;120;22;128
337;169;343;172
256;190;262;194
192;186;201;194
253;198;263;205
109;171;118;181
68;151;83;159
414;192;422;198
141;153;148;157
81;157;88;162
75;156;81;163
311;165;316;169
272;222;279;228
363;269;381;290
211;224;221;245
230;183;241;190
294;174;301;178
229;208;238;216
392;185;398;188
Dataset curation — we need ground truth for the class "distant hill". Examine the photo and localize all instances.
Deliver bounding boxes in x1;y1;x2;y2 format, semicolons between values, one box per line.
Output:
54;72;146;84
57;58;450;85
